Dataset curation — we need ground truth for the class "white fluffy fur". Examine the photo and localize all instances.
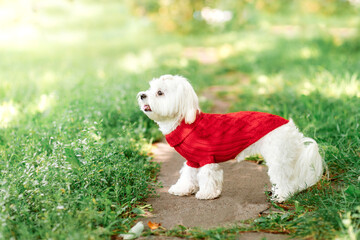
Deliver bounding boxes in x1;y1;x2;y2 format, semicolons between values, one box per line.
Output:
137;75;200;134
138;75;324;202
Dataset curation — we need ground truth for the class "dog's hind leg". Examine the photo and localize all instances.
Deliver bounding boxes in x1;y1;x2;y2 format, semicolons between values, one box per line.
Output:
168;162;199;196
195;163;223;200
257;120;305;202
258;120;323;202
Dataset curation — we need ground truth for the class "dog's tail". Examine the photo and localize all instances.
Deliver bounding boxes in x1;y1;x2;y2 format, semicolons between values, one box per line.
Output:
297;137;325;191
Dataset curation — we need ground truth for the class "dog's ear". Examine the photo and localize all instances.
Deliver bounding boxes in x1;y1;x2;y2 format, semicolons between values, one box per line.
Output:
176;76;200;124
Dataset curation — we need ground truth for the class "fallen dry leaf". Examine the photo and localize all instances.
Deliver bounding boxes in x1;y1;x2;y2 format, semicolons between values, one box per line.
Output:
276;203;295;211
148;221;161;230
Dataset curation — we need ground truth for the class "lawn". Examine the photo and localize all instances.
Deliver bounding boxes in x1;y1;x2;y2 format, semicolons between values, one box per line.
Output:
0;1;359;239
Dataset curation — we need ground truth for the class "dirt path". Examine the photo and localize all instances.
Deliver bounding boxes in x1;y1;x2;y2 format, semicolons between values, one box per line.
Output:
145;140;271;229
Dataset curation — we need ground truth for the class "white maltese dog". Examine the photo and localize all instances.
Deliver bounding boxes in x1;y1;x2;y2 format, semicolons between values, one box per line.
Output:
137;75;324;202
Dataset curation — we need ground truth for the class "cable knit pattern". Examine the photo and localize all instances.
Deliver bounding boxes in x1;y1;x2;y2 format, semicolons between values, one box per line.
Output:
165;111;289;168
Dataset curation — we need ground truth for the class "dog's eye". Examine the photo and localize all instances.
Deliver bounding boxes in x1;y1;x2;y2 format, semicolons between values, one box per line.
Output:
157;90;164;96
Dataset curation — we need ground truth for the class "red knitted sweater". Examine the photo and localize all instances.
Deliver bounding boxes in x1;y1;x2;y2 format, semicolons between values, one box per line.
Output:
165;112;289;168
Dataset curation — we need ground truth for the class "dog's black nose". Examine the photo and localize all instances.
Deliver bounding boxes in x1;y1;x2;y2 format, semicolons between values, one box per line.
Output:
140;94;147;100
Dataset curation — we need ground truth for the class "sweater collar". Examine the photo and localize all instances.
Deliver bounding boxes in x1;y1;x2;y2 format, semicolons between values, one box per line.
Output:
165;112;203;147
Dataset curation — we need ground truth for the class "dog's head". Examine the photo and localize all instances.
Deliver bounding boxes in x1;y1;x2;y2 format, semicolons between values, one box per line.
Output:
137;75;200;124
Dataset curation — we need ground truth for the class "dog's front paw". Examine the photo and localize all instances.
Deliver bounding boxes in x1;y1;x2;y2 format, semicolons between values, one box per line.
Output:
195;189;221;200
168;183;197;196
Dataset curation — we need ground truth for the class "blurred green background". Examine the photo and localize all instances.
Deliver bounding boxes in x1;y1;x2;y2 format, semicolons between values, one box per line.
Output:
0;0;359;239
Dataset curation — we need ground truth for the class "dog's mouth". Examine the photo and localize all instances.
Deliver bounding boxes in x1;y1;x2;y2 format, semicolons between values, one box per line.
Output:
143;105;152;112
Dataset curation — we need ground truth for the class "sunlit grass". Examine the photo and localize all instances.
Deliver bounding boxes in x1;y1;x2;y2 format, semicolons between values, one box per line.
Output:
300;71;360;98
0;101;18;128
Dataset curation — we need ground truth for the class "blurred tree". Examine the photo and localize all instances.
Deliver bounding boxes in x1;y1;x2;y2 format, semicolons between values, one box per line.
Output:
126;0;358;33
126;0;212;33
299;0;356;15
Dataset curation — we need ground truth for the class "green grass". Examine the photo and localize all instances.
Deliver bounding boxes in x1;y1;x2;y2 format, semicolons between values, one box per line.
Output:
0;47;161;239
0;1;359;239
0;2;163;239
